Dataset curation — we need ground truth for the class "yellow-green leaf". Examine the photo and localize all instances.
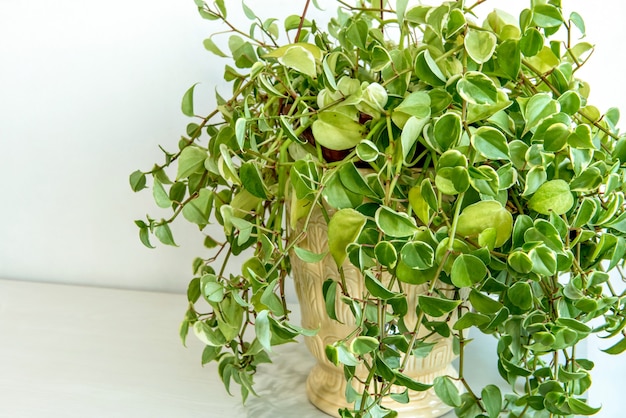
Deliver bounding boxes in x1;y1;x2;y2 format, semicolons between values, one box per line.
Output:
312;112;366;151
456;201;513;247
328;209;366;266
528;179;574;215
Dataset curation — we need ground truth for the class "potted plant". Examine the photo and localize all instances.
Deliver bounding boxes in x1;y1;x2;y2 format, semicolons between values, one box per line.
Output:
130;0;626;416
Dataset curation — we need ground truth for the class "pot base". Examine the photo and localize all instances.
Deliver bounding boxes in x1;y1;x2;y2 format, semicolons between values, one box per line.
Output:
305;362;459;418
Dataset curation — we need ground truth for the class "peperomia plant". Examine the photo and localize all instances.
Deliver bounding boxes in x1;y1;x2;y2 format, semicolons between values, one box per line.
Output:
130;0;626;416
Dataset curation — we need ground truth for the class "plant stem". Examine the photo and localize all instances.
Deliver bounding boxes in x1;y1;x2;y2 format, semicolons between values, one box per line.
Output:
295;0;312;44
448;193;465;251
457;331;485;412
522;59;619;143
466;0;488;12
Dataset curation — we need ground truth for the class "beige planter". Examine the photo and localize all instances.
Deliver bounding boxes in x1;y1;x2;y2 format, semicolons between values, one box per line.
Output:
290;205;461;418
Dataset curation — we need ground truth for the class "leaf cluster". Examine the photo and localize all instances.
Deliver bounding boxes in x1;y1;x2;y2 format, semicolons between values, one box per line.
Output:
131;0;626;416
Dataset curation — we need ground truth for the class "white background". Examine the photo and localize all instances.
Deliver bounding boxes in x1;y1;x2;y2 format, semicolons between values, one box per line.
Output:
0;0;625;293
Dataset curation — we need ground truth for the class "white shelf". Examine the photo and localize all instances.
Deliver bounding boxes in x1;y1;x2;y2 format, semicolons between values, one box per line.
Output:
0;279;622;417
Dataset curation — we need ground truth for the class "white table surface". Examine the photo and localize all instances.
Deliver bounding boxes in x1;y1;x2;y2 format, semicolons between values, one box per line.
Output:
0;279;622;417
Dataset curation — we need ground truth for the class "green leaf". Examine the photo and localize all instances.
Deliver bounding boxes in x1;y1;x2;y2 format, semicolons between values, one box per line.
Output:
182;189;212;225
240;161;268;199
364;273;397;300
533;4;564;28
529;245;557;276
523;166;547;196
521;28;544;57
457;71;498;105
241;1;256;19
370;45;391;72
567;398;601;416
356;140;379;162
569;167;602;192
337;344;360;366
508;251;533;274
394;372;432;392
193;321;226;347
346;19;368;49
312;111;366;151
278;45;317;77
235;117;246;150
469;289;503;315
418;295;461;317
228;36;256;68
524;219;564;253
466;90;512;124
200;345;220;365
434;376;462;407
325;345;339;366
572;198;596;228
339;162;374;196
395;0;409;27
129;170;147;192
556;317;591;335
451;254;487;288
181;83;198;117
176;146;207;180
453;312;491;330
497;163;517;190
414;49;446;86
528;179;574;215
421;179;438;212
155;222;177;246
525;46;560;74
456;201;513;248
203;282;224;303
464;29;497;64
187;277;201;303
408;185;431;225
508;282;533;311
602;337;626;355
376;206;418;238
374;353;396;381
169;181;186;203
294;246;326;263
328;209;367;266
214;0;226;17
543;123;570;152
481;385;502;418
568;124;593;149
255;310;272;352
401;241;434;269
428;88;452;114
559;91;582;116
523;93;559;134
497;40;521;80
138;225;154;249
445;9;466;38
469;165;499;197
290;159;319;199
203;37;228;57
569;11;585;35
322;279;338;321
400;116;427;161
323;172;362;209
433;112;462;151
435;167;470;195
351;336;379;356
374;241;398;268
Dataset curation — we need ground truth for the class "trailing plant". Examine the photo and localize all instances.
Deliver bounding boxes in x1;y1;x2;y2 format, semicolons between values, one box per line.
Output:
130;0;626;416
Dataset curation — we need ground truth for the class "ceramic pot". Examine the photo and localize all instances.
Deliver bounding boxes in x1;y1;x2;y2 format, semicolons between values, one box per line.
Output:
290;205;462;418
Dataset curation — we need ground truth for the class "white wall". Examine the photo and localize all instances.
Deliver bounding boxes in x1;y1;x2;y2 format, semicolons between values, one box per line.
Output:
0;0;624;293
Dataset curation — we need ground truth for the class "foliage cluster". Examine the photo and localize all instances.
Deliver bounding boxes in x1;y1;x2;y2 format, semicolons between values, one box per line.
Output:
131;0;626;416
